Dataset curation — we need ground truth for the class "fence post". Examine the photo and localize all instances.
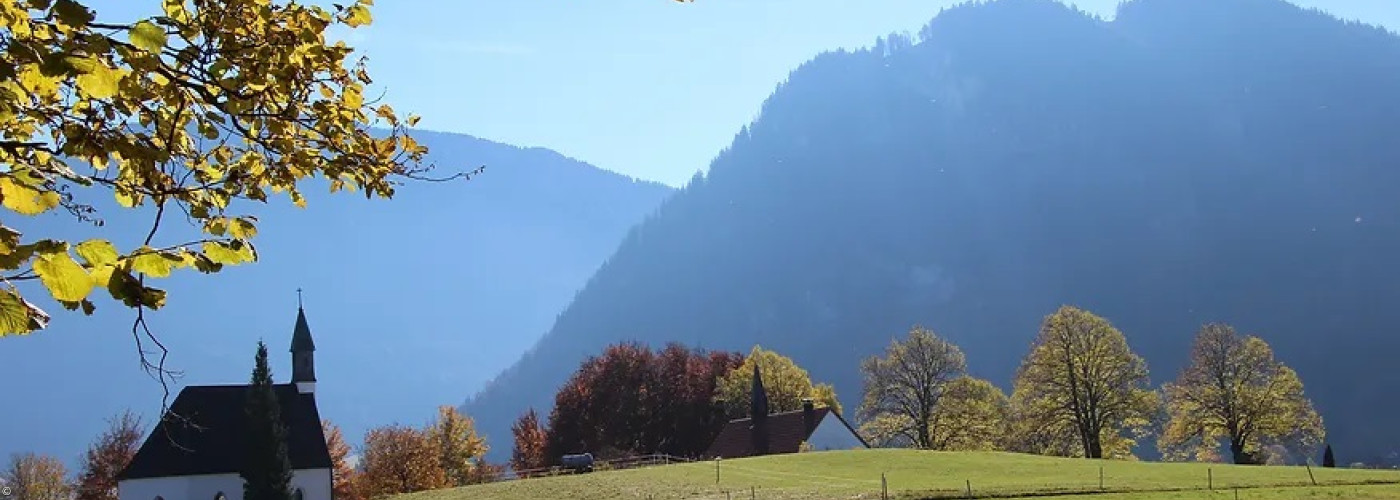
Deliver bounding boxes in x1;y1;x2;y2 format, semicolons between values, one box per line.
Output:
966;479;972;498
881;472;888;500
751;486;756;500
716;459;721;485
1209;468;1214;490
1099;466;1104;490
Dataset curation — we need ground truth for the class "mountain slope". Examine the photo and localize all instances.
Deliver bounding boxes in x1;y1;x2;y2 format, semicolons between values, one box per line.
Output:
0;130;672;466
465;0;1400;464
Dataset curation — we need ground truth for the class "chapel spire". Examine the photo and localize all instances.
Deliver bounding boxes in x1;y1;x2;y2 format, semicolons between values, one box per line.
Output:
750;363;770;455
290;289;317;394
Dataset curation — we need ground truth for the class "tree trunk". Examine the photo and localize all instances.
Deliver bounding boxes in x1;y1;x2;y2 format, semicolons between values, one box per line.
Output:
1085;434;1103;459
1230;441;1253;465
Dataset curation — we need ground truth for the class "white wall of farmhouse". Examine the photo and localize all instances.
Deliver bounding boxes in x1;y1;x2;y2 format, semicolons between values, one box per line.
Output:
118;468;332;500
807;415;864;452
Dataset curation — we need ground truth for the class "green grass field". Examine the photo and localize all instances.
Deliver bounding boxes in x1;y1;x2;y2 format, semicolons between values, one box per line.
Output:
395;449;1400;500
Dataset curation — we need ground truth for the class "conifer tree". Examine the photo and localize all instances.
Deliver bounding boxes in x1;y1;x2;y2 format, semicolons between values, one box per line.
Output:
241;341;293;500
1323;444;1336;468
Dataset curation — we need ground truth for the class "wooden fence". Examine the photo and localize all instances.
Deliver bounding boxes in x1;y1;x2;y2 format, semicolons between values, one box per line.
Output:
501;453;696;482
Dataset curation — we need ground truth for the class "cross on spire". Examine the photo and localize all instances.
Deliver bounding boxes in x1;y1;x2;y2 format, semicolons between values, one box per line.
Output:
297;287;303;308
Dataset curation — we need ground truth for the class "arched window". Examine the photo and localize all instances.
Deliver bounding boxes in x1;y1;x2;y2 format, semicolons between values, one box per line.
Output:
155;496;164;500
215;493;226;500
293;488;304;500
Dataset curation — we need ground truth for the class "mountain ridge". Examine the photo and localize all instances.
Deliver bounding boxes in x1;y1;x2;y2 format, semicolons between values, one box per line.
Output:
465;0;1400;464
0;129;673;468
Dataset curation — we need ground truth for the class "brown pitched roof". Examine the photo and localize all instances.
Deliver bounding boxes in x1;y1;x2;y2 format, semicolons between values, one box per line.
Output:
703;408;869;459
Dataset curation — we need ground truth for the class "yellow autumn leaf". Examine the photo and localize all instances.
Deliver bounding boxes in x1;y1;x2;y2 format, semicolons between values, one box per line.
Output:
129;246;175;278
345;4;372;27
33;247;95;302
89;264;114;288
229;217;257;239
202;240;256;265
162;0;191;24
17;64;59;97
74;239;118;267
75;59;120;99
130;20;166;53
0;177;61;215
0;288;44;336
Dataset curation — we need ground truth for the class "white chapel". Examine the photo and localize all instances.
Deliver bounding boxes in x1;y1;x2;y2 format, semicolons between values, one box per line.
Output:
117;305;333;500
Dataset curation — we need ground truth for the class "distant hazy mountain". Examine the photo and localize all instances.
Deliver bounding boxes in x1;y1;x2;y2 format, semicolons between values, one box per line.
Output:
0;130;672;466
465;0;1400;464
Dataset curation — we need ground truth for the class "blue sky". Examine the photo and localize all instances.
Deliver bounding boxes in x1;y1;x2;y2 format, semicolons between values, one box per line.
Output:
84;0;1399;187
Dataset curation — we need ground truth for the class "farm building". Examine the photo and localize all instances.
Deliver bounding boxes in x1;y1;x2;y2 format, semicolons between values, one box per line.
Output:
117;305;333;500
704;365;868;459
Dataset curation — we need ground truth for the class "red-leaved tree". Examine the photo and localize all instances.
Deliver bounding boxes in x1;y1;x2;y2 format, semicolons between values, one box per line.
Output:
545;342;744;460
75;411;144;500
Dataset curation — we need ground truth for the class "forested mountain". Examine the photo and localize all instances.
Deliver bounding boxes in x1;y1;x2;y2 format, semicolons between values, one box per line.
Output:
465;0;1400;464
0;130;671;466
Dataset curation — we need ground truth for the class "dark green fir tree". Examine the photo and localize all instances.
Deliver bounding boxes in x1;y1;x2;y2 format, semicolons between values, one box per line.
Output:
1323;444;1336;468
241;341;294;500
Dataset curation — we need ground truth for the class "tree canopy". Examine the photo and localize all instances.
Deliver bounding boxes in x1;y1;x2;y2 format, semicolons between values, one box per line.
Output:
509;409;548;474
1008;306;1159;459
428;405;488;487
857;325;968;449
716;345;841;418
545;342;743;459
1159;323;1325;464
358;424;447;497
0;0;470;341
75;410;144;500
321;419;361;500
4;452;70;500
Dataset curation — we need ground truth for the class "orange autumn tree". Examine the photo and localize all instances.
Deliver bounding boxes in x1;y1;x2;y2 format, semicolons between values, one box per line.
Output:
510;408;548;474
358;424;445;497
427;406;487;487
4;452;70;500
322;420;361;500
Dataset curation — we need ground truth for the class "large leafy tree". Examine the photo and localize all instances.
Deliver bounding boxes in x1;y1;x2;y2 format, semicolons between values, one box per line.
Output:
75;410;144;500
428;405;488;487
0;0;472;353
1158;323;1325;464
321;419;362;500
861;376;1009;451
3;452;70;500
357;424;446;497
857;326;967;450
1008;305;1159;459
646;344;744;456
545;342;743;459
241;341;293;500
715;345;841;418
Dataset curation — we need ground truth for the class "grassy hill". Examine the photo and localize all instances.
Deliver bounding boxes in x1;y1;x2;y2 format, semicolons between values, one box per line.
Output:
397;449;1400;500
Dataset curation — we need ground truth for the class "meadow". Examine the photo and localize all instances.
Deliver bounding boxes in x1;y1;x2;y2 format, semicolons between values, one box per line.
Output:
395;449;1400;500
